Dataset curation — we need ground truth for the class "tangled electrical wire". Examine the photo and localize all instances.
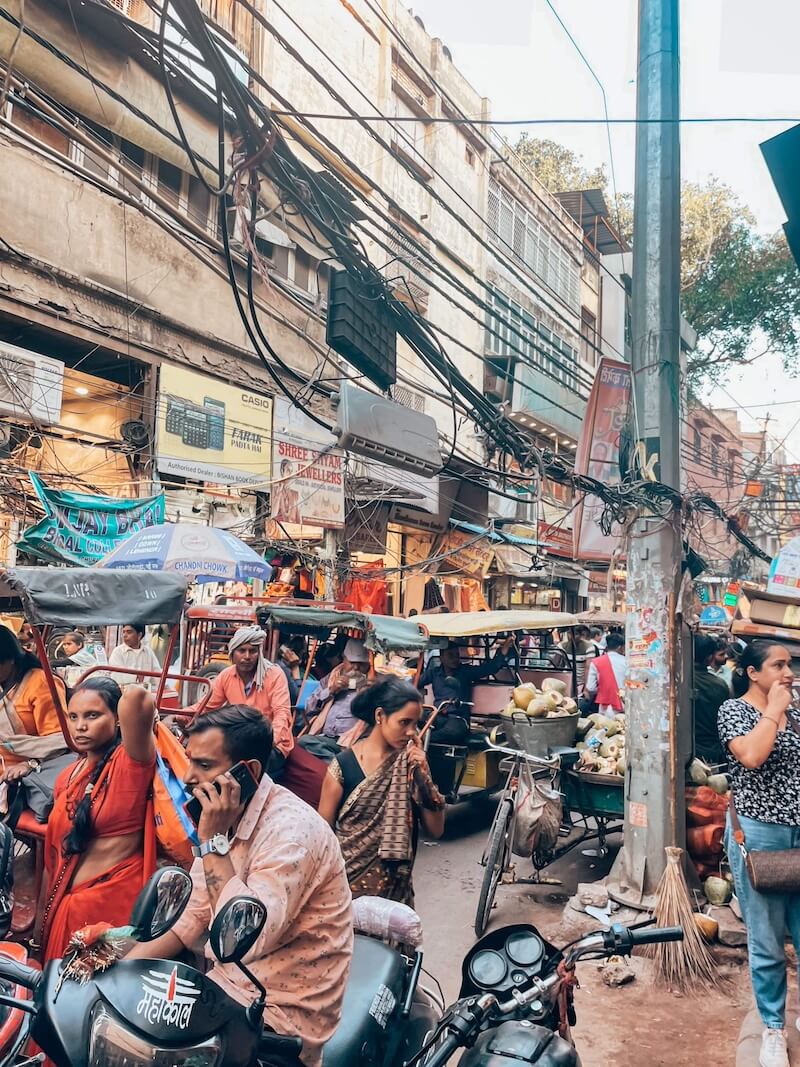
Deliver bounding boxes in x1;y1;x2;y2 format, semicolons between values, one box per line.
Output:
156;0;774;568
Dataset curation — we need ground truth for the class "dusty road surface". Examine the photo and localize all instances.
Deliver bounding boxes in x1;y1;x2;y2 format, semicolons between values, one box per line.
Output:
414;797;752;1067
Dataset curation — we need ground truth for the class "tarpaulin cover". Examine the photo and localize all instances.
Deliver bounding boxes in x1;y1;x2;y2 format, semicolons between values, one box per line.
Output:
0;567;187;627
257;605;428;654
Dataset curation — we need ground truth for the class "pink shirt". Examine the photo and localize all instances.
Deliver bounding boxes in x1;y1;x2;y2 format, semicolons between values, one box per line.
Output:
193;664;294;756
172;775;353;1067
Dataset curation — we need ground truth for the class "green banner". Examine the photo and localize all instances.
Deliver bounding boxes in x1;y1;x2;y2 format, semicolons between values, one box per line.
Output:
18;474;165;566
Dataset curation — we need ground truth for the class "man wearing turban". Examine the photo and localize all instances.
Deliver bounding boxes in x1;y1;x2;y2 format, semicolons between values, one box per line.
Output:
187;625;293;758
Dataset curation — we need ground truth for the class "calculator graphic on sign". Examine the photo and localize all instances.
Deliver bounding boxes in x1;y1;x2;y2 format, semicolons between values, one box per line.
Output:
164;395;226;452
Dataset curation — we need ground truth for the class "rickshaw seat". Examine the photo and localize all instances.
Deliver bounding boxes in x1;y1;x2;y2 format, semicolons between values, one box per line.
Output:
470;684;508;718
14;810;46;840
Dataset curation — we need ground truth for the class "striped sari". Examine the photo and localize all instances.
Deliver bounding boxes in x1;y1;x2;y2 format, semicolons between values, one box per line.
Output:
334;749;444;907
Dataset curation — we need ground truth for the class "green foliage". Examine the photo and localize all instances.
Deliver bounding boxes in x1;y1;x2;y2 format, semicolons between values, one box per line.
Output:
513;137;800;389
514;134;607;193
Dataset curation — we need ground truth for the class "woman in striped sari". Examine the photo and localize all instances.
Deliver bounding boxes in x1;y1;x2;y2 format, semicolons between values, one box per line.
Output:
318;677;445;906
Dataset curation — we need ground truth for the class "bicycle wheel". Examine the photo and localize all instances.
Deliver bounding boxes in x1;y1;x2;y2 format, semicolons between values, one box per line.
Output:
475;797;514;938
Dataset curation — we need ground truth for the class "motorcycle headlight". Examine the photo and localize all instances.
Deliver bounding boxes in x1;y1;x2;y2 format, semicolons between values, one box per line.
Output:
89;1003;222;1067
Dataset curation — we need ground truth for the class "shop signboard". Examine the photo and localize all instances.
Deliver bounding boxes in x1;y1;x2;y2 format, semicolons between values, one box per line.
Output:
156;364;272;488
538;522;576;559
573;359;632;561
17;474;165;565
269;398;344;530
436;528;495;578
768;535;800;599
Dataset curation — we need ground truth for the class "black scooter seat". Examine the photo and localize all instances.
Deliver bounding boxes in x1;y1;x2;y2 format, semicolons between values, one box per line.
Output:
323;934;405;1067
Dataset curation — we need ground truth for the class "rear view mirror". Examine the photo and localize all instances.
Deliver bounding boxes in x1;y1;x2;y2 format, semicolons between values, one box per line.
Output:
130;866;193;943
210;897;267;964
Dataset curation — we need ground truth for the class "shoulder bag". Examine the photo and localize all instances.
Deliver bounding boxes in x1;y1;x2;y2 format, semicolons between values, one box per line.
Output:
730;795;800;894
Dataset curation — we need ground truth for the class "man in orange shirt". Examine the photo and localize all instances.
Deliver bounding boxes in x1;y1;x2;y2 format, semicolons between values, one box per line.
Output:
188;626;294;759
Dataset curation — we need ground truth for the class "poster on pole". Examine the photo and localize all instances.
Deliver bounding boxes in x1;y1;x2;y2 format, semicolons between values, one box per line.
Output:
269;398;345;530
156;364;272;488
573;359;632;561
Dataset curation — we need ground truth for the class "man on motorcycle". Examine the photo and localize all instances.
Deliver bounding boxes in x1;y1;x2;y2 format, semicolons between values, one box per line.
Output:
128;703;354;1067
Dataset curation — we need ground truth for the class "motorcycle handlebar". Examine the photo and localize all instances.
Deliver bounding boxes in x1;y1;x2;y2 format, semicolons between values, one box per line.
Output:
627;926;684;947
422;1032;462;1067
0;954;43;992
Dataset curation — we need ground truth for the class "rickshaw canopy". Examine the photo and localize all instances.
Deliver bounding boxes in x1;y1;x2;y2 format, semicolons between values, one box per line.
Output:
256;604;428;654
419;609;579;639
576;610;625;627
0;567;187;627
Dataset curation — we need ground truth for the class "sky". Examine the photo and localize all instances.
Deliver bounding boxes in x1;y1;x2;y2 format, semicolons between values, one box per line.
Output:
413;0;800;464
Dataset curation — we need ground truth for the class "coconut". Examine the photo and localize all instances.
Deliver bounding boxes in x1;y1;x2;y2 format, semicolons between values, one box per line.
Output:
576;716;592;737
501;701;517;718
513;685;537;710
541;678;568;696
527;696;550;718
615;755;626;776
561;698;578;714
599;740;621;760
693;913;719;943
704;875;732;906
688;758;710;786
706;773;730;796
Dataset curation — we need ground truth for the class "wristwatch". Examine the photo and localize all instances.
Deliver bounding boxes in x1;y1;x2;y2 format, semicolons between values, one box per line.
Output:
192;834;231;859
26;759;41;774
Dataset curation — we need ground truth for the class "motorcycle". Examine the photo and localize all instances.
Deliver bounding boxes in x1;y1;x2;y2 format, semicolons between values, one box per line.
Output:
0;865;441;1067
415;921;684;1067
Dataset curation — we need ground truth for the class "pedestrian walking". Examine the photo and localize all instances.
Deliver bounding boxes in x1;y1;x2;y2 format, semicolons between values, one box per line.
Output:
718;642;800;1067
318;677;445;906
582;632;626;715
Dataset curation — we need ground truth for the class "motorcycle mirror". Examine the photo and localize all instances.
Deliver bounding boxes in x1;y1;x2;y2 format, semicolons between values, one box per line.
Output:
209;896;267;964
130;866;193;943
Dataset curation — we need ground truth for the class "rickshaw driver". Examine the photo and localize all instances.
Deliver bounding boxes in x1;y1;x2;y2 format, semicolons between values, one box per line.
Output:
419;635;516;721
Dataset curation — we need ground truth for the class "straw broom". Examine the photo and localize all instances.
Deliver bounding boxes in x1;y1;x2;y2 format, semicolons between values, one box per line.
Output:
647;594;716;991
648;846;717;990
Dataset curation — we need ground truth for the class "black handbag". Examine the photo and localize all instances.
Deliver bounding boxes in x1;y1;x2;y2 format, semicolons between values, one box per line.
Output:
730;796;800;894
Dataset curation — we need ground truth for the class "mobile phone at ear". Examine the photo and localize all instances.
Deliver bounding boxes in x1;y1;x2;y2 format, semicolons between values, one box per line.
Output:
184;760;259;828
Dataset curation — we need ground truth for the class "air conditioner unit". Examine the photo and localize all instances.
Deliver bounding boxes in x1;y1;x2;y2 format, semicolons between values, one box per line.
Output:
392;475;459;534
334;382;441;477
0;343;64;425
107;0;152;24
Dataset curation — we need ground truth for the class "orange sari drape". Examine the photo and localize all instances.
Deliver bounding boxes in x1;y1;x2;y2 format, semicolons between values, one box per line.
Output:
42;747;156;961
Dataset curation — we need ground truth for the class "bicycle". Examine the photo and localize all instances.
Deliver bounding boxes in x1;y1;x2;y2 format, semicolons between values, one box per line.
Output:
474;741;559;937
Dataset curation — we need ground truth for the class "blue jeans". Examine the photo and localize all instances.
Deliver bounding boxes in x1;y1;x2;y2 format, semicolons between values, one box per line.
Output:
725;814;800;1030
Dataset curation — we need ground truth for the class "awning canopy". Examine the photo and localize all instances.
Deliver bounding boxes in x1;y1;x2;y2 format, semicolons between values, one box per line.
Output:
419;609;578;638
0;567;187;627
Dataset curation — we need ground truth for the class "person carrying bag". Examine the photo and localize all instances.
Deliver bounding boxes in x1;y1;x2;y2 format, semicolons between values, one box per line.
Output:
718;641;800;1067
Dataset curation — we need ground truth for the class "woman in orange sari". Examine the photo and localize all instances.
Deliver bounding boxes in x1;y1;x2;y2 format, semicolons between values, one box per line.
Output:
0;625;67;776
42;680;156;961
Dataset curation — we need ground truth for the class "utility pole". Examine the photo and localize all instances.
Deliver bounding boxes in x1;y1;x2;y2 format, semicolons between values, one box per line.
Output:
607;0;684;909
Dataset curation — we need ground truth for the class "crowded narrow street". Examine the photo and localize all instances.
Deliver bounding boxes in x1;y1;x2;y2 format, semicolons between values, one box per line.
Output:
2;0;800;1064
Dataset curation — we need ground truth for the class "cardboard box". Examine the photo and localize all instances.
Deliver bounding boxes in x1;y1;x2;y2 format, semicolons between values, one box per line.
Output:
748;592;800;629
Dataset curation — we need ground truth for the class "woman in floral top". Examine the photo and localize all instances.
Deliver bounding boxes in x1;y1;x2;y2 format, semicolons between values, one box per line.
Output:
718;641;800;1067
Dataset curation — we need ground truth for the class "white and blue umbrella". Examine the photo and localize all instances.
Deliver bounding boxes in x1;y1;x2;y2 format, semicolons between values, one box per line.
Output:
98;523;273;583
